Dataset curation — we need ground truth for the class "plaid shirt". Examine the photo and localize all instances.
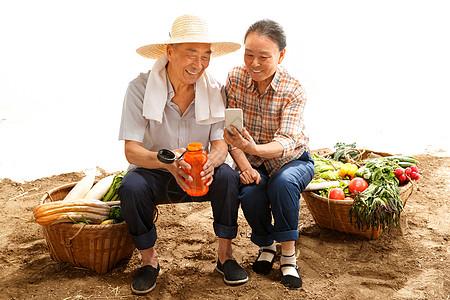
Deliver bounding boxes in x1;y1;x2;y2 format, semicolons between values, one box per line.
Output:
225;65;309;176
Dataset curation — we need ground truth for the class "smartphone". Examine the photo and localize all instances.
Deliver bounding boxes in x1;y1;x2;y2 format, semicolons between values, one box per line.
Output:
225;108;243;135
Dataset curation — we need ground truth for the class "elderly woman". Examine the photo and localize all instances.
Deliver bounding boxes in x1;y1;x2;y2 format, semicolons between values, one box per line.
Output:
224;19;314;290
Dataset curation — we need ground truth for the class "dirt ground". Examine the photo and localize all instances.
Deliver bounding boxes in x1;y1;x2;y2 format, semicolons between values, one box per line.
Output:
0;153;449;300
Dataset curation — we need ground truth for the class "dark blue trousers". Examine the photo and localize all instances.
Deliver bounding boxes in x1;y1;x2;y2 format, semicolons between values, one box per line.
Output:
239;152;315;247
117;163;240;250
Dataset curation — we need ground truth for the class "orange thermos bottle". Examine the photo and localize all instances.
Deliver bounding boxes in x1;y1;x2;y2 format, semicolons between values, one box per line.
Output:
183;142;209;197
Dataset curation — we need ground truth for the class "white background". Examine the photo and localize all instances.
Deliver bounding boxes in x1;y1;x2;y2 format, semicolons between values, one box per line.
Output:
1;0;449;182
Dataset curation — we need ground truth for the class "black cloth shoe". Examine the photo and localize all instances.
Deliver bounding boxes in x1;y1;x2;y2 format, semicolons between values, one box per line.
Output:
280;263;302;290
215;259;248;285
252;248;276;275
131;264;160;295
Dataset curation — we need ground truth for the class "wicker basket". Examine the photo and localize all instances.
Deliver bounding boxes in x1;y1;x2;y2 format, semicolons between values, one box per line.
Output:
305;148;415;239
311;147;394;163
302;181;413;239
39;182;135;274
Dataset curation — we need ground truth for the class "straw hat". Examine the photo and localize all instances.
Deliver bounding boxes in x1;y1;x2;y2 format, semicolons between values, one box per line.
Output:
136;14;241;59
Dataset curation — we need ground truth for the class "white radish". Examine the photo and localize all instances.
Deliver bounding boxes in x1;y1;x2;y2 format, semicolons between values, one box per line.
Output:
63;170;96;201
84;175;115;200
303;180;350;192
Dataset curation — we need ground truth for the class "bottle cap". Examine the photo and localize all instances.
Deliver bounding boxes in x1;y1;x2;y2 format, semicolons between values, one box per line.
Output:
187;142;203;151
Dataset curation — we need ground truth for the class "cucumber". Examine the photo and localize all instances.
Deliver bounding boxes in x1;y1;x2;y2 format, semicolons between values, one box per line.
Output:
384;155;417;162
109;205;124;223
384;155;418;167
397;161;415;168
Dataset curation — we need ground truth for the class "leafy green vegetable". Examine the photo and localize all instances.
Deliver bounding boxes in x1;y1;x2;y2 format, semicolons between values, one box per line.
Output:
312;153;343;174
67;214;90;225
350;158;403;230
315;181;349;198
109;205;124;223
333;142;359;163
315;163;335;174
310;178;326;184
318;170;340;180
354;165;371;180
360;158;399;185
102;171;127;202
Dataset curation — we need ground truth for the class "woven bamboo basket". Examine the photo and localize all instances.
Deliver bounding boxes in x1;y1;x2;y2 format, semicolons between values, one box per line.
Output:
38;182;135;274
302;182;413;239
304;148;415;239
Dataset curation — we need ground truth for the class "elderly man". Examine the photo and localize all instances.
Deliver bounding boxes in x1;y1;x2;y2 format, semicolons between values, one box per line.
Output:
117;15;247;294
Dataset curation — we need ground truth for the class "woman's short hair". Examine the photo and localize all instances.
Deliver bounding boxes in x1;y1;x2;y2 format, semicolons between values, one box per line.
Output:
244;19;286;51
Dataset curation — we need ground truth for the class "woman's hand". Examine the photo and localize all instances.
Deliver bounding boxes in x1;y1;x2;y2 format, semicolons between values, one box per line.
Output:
239;167;261;185
223;126;257;155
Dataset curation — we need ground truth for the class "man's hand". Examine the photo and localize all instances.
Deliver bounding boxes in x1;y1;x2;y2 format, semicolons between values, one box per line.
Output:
198;139;228;186
200;159;215;186
239;167;261;185
166;148;192;191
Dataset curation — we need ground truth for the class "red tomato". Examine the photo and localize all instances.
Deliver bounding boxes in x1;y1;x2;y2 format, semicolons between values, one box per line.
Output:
328;188;345;200
349;178;369;193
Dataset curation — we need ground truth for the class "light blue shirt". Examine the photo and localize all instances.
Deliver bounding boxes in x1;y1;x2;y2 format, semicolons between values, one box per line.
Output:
119;71;225;169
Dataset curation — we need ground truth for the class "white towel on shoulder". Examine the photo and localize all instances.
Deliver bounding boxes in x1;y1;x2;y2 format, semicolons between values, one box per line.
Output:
142;54;225;125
